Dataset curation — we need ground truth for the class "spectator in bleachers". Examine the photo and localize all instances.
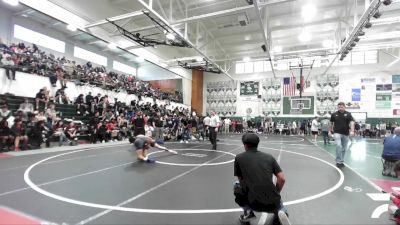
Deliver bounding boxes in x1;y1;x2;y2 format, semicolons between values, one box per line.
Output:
54;88;71;104
1;53;16;80
35;88;49;110
35;111;47;123
19;98;34;119
0;119;11;151
53;120;69;146
45;104;58;128
85;92;95;114
65;121;77;143
99;95;109;117
0;96;7;108
97;121;108;143
56;68;66;88
106;119;118;141
0;105;12;120
49;71;58;87
29;120;50;148
75;94;85;115
89;111;101;144
11;118;28;151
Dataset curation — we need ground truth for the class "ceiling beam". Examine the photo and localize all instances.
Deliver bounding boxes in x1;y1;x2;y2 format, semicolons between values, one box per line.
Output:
123;0;290;34
84;10;144;29
137;0;234;80
253;0;276;77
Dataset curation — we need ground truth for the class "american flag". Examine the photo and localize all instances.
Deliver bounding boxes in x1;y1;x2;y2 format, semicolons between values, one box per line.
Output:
283;77;296;96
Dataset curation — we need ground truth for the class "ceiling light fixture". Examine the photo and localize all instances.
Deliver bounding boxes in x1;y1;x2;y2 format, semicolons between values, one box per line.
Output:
107;43;117;49
66;24;77;32
136;57;145;63
273;46;282;53
243;57;251;62
298;31;312;42
166;33;175;40
301;4;317;21
322;39;334;48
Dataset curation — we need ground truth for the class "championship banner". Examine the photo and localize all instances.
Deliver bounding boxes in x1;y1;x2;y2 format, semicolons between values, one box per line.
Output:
240;81;259;95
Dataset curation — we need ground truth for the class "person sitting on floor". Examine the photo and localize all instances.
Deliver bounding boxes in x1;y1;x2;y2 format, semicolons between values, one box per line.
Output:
382;127;400;177
383;127;400;161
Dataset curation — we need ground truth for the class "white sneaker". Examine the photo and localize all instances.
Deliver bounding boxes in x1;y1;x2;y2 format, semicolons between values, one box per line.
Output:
102;140;105;143
185;141;188;144
180;140;184;143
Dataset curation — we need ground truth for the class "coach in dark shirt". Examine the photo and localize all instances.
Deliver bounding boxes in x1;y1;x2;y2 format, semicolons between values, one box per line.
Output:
234;133;287;223
133;111;145;136
330;102;354;168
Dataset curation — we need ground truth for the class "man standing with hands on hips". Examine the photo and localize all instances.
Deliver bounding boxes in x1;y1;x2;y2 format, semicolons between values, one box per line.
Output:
209;111;221;150
330;102;355;168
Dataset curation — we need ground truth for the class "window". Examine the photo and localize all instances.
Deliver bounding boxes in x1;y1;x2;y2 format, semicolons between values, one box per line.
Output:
365;51;378;64
74;46;107;66
113;61;137;75
254;61;264;72
244;62;254;73
351;52;364;65
263;61;272;72
236;63;245;74
13;24;65;53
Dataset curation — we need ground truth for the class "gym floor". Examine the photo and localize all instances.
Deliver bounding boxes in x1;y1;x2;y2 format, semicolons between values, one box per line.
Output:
0;134;396;225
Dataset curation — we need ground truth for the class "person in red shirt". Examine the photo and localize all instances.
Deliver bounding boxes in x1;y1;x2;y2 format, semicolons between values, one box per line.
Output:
390;161;400;224
106;119;118;141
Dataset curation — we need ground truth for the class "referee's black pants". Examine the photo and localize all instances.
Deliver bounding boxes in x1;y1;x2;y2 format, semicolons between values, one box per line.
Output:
209;126;217;150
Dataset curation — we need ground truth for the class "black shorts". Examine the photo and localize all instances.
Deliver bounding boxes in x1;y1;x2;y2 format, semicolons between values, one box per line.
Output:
133;138;146;151
312;131;318;135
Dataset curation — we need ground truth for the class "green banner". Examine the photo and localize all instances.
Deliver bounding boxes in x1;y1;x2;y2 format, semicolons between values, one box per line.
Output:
376;93;391;109
240;81;259;95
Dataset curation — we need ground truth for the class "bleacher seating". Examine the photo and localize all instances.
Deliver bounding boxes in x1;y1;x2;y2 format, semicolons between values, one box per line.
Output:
1;94;89;124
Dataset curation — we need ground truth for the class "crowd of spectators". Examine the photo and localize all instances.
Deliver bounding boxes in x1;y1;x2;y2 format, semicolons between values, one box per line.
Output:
0;86;198;152
0;38;183;103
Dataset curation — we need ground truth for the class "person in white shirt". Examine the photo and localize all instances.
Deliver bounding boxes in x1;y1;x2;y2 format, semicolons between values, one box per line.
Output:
224;118;231;133
311;116;320;142
209;111;221;150
292;121;297;135
19;98;34;118
203;115;211;139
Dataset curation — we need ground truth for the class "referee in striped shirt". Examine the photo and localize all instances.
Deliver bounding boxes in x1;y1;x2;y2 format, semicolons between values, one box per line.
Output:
209;111;221;150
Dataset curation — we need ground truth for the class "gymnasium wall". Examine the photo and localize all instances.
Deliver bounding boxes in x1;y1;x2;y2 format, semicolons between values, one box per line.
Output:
203;51;400;119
